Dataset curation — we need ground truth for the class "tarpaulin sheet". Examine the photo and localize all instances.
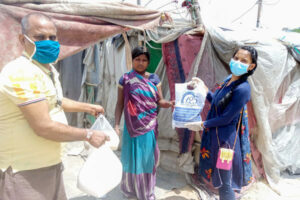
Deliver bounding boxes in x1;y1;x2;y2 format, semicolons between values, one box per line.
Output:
0;1;161;69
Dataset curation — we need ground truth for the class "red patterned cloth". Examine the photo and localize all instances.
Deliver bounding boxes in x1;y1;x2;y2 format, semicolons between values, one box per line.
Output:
162;34;203;153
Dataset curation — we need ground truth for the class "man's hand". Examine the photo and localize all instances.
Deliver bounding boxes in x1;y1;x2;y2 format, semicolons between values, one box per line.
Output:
88;130;110;148
87;104;105;117
61;98;105;116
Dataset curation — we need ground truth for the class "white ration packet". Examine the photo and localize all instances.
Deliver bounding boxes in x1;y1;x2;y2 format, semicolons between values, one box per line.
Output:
172;82;206;128
77;115;121;197
77;144;122;198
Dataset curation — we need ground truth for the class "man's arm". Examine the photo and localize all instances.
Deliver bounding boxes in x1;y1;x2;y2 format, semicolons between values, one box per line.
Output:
20;100;109;147
61;97;104;116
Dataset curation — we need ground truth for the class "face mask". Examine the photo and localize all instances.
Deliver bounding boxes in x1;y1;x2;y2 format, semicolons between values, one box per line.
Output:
229;59;249;76
24;35;60;64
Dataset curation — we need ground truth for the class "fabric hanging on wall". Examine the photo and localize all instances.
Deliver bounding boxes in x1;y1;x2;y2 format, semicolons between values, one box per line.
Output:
146;41;162;73
162;34;203;153
77;44;101;128
57;50;85;126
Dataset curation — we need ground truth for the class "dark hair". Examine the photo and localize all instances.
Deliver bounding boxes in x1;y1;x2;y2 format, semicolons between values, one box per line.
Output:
21;13;55;34
217;46;258;110
132;46;150;61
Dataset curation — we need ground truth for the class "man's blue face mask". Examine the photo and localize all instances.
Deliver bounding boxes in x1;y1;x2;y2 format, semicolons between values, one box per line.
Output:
229;59;249;76
24;35;60;64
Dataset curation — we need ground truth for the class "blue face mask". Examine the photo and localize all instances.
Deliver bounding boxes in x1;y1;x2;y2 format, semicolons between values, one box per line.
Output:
25;35;60;64
229;59;249;76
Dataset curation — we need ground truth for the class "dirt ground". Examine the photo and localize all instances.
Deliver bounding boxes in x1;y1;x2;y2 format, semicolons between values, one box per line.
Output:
63;150;199;200
62;144;300;200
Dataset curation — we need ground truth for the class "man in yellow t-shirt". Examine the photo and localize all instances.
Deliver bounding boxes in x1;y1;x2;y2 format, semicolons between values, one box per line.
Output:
0;13;110;200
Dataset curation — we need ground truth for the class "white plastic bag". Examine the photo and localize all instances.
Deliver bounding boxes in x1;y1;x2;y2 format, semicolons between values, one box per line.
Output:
90;115;119;150
77;115;122;197
77;144;122;198
172;81;206;128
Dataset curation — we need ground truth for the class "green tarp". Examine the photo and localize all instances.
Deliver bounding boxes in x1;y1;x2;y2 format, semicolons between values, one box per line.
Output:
146;41;162;73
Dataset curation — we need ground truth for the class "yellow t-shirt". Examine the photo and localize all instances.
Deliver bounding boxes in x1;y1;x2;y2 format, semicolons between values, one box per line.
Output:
0;54;68;172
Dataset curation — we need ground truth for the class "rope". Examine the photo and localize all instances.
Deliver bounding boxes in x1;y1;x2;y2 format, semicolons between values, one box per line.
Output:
231;0;259;23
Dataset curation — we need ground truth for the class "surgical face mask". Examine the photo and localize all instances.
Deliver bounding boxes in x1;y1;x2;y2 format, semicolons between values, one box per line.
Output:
24;35;60;64
229;59;249;76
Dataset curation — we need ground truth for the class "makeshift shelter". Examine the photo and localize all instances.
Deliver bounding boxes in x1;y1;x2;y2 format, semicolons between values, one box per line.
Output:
59;25;300;199
1;1;300;200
